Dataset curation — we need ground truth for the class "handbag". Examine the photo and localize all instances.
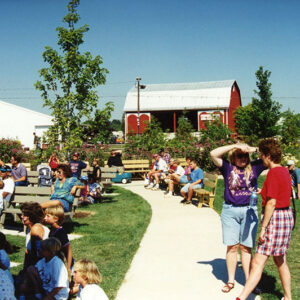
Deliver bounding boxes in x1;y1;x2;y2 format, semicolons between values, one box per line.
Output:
291;188;296;230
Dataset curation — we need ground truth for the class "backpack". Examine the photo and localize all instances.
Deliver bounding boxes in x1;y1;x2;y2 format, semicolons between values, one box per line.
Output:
37;165;52;187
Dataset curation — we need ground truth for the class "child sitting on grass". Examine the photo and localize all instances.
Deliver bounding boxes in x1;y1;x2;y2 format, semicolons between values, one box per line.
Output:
87;173;102;203
19;237;69;300
73;259;109;300
44;205;74;274
79;175;90;205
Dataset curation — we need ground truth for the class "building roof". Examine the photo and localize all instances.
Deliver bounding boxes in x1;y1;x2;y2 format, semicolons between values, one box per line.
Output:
124;79;238;112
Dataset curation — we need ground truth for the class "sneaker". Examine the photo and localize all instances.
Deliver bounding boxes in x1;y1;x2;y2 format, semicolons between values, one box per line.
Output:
184;201;192;205
180;199;187;203
165;192;173;197
152;184;160;190
146;183;154;189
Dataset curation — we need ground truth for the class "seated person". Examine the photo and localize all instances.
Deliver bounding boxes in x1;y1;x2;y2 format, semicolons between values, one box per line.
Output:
0;165;15;214
78;175;89;206
107;150;124;172
180;159;204;204
41;164;83;212
145;154;168;190
160;148;171;165
87;173;102;203
165;160;185;197
10;155;28;186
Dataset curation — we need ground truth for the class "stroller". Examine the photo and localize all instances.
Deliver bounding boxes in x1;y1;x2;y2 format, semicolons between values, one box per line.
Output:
37;164;52;187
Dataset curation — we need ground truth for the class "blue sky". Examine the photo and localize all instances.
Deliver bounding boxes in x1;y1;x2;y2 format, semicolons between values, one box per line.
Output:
0;0;299;120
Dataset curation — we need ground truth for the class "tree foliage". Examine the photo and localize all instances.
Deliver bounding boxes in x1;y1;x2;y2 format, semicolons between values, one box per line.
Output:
280;109;300;146
35;0;108;153
234;66;281;144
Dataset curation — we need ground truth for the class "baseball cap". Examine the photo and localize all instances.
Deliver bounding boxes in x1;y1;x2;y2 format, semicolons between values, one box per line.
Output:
287;160;295;166
80;175;88;181
73;152;79;157
0;165;12;172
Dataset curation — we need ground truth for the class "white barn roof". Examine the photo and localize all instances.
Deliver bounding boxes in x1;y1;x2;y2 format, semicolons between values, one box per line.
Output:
124;79;237;112
0;100;53;148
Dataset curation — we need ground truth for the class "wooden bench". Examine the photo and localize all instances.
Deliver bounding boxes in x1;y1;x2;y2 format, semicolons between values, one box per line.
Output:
105;159;150;179
177;172;218;208
194;172;218;208
0;186;80;229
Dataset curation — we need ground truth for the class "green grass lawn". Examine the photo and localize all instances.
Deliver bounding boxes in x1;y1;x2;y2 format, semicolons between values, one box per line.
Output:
5;186;152;300
214;177;300;300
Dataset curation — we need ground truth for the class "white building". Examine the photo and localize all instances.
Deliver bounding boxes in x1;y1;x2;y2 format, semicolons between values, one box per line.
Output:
0;100;53;149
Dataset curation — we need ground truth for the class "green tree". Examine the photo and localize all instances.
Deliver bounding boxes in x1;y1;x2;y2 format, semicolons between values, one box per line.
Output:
280;109;300;146
35;0;108;153
110;119;122;131
234;66;281;143
84;102;114;144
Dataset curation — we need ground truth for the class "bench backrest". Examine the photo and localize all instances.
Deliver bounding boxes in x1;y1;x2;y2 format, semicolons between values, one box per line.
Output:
203;172;218;195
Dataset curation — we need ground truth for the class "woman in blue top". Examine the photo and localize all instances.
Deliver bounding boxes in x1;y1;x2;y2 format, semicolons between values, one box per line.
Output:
210;144;266;294
41;164;83;212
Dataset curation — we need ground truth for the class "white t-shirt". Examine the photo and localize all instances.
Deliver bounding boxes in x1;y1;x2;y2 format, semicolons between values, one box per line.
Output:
0;177;15;210
35;256;69;300
175;165;185;176
157;158;168;172
76;284;109;300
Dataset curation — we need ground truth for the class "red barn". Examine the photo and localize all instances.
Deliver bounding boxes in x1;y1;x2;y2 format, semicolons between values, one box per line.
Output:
124;80;241;135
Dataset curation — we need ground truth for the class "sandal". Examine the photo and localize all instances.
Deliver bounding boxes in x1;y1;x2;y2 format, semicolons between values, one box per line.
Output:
221;282;234;293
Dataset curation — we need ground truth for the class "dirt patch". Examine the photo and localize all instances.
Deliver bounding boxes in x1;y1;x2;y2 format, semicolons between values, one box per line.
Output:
74;210;96;218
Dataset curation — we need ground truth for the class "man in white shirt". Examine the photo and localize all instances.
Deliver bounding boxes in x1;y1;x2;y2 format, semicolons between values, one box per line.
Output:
0;165;15;213
145;154;167;190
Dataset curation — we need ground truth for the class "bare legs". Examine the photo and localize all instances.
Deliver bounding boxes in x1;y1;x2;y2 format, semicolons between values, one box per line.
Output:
41;200;63;210
238;253;292;300
223;244;252;292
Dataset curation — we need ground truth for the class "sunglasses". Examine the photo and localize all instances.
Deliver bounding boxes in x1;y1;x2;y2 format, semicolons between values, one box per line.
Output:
236;153;249;159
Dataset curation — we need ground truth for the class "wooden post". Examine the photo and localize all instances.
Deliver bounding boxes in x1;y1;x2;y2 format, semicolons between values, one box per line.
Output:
173;112;176;133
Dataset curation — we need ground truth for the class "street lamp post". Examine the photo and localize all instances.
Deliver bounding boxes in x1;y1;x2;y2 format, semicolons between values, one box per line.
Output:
136;77;146;136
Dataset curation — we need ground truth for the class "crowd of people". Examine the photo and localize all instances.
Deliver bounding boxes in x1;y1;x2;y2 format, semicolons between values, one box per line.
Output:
0;139;297;299
0;152;110;300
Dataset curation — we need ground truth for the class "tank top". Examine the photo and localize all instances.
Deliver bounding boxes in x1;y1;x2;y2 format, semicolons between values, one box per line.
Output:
26;224;50;252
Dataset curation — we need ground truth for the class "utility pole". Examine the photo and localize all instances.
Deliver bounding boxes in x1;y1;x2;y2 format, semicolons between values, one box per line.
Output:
136;77;146;136
136;77;141;136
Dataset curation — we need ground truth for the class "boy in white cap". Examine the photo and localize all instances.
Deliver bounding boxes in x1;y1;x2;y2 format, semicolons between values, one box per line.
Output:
287;160;300;199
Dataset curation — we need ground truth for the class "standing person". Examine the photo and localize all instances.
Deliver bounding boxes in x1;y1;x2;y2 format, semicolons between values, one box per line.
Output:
287;159;300;200
10;155;28;186
236;138;294;300
180;159;204;204
69;153;88;178
0;165;15;214
73;259;109;300
210;143;266;293
48;152;60;172
92;158;101;182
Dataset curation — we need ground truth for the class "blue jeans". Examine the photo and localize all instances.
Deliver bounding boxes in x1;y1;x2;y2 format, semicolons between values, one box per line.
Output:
15;181;29;186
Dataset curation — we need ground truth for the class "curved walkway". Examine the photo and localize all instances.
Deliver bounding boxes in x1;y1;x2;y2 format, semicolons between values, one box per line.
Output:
115;182;259;300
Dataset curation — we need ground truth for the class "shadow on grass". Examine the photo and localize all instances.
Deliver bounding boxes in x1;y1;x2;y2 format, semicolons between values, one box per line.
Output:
63;221;89;233
259;271;283;299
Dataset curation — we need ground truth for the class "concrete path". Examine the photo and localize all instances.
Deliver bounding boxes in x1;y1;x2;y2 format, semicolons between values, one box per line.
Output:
115;182;259;300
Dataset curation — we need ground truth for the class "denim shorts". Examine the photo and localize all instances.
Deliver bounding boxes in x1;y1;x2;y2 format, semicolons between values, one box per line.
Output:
179;175;189;184
181;182;203;193
221;203;258;248
58;199;71;212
